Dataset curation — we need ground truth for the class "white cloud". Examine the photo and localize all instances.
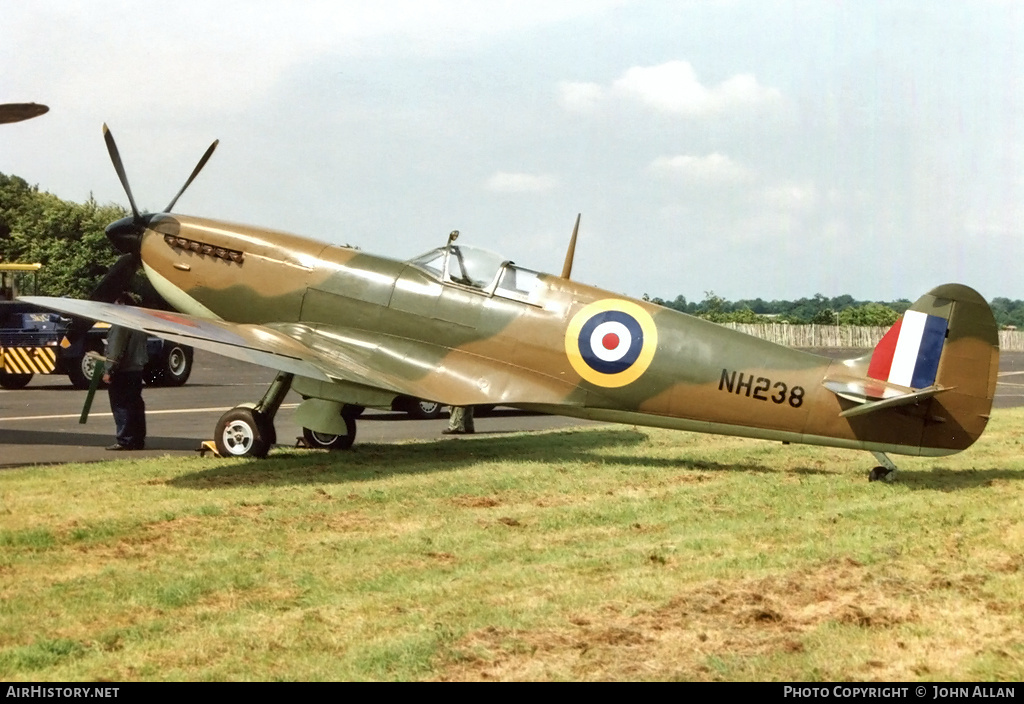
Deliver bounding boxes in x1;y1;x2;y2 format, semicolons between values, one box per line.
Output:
485;172;560;193
650;153;752;184
615;61;782;116
557;81;606;112
757;184;819;211
562;60;783;117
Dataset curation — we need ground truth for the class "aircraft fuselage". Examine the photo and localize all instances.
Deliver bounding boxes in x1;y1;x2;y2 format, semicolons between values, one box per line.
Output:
137;214;996;457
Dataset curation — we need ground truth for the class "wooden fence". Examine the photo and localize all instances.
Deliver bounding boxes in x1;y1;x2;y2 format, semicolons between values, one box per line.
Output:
718;323;1024;352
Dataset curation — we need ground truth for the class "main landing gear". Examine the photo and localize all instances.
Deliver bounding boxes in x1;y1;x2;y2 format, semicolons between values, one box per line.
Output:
215;372;293;459
214;372;361;458
217;407;275;458
868;452;898;482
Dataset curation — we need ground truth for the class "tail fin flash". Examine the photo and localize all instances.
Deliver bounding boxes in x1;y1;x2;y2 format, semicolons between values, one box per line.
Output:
868;309;948;389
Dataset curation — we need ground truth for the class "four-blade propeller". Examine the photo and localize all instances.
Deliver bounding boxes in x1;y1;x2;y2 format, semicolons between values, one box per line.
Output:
65;125;219;343
88;124;219;303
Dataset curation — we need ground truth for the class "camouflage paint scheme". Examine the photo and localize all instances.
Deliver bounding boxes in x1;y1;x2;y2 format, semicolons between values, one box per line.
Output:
27;209;1000;461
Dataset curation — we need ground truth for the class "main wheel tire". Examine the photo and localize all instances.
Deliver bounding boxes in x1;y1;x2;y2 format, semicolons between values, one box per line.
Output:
215;407;272;458
146;344;193;387
67;340;105;390
0;371;33;390
302;416;357;451
406;399;443;419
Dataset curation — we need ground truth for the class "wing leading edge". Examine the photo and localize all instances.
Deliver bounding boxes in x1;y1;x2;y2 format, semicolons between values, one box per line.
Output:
22;296;333;382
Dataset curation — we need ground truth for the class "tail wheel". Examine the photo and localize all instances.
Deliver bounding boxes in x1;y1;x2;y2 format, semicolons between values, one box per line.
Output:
302;416;357;451
215;407;273;458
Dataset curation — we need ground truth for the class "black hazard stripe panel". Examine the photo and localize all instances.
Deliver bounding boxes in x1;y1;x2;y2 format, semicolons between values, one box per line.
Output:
0;347;57;374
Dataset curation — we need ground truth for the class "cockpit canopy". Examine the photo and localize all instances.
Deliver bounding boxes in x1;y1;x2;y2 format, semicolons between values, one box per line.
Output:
408;245;543;304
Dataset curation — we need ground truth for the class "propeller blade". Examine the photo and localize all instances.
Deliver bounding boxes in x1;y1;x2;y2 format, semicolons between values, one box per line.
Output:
164;139;219;213
102;123;141;222
0;102;49;124
88;252;140;303
65;253;141;342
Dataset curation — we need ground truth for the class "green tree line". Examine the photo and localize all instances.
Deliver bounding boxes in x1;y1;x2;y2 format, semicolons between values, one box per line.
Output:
651;290;1024;330
647;291;909;327
1;172;126;298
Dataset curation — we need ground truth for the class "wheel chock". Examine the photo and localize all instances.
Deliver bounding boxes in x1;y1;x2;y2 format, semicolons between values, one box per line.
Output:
197;440;221;458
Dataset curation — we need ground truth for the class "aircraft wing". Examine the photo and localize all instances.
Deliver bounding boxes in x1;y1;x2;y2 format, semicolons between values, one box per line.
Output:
290;323;581;407
20;297;578;407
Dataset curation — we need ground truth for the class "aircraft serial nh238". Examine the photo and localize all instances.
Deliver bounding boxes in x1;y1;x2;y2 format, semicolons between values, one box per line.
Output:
23;126;1000;481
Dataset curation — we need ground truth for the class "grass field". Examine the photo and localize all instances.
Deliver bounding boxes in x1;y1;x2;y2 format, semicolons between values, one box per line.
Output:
2;409;1023;681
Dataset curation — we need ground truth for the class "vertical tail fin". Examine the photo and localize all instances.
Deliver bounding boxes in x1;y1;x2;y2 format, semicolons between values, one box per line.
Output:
868;284;999;395
866;284;999;452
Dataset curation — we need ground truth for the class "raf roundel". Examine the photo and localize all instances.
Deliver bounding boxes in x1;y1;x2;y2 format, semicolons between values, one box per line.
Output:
565;299;658;388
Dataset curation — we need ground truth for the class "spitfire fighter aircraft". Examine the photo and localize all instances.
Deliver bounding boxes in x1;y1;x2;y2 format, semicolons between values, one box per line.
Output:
24;127;1000;480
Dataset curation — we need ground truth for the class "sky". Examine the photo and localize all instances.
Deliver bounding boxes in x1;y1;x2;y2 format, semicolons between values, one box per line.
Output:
2;0;1023;304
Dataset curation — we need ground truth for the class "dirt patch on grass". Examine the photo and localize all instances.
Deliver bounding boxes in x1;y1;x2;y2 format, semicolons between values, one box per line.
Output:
318;511;377;533
435;558;1017;681
426;551;457;563
452;496;501;508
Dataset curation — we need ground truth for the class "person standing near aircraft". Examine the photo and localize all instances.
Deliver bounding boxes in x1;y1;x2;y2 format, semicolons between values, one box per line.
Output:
443;405;475;435
103;293;149;450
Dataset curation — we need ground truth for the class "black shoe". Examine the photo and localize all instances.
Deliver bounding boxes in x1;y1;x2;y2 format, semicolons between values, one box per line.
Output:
442;428;465;435
106;444;130;451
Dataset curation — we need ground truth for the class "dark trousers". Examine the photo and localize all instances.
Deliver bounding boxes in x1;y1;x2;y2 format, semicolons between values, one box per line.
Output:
108;370;146;449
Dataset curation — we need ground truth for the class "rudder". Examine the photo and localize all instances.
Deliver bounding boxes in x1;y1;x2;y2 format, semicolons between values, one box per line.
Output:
868;307;948;389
